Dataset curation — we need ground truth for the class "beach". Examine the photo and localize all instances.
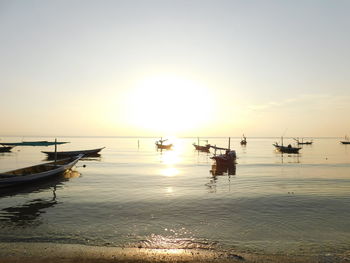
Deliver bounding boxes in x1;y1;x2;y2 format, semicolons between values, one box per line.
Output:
2;242;348;263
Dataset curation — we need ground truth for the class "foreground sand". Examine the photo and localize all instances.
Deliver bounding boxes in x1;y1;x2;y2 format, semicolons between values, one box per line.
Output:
0;242;349;263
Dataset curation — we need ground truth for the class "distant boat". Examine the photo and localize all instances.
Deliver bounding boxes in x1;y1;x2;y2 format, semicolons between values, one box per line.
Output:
273;137;301;154
0;155;82;188
340;135;350;144
293;138;313;145
42;147;105;159
193;138;211;152
240;134;247;145
0;141;69;147
0;146;14;153
210;137;237;165
155;138;173;150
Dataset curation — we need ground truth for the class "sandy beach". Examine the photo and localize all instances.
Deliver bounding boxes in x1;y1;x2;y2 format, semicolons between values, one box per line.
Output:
0;242;349;263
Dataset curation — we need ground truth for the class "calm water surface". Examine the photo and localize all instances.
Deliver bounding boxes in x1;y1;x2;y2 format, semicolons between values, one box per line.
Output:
0;137;350;256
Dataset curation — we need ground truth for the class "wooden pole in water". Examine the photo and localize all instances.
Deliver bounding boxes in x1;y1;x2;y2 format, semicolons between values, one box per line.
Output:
54;138;57;165
228;137;231;150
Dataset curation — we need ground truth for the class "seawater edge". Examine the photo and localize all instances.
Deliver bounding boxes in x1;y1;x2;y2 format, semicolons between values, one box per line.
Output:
0;242;344;263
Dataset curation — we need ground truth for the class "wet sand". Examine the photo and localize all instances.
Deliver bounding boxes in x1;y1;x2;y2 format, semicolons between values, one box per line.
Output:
0;242;348;263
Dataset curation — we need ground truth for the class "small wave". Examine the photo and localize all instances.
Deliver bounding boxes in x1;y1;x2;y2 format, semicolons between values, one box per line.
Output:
130;234;218;250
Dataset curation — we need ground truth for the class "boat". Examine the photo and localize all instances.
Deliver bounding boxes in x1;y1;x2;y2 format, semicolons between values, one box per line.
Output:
0;141;69;147
340;135;350;144
210;138;237;166
0;155;82;188
0;146;14;153
273;137;301;154
240;134;247;145
155;138;173;150
42;147;105;159
193;138;211;152
293;138;313;145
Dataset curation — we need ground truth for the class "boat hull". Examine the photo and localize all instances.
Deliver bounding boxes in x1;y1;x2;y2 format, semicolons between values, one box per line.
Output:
0;146;13;152
340;141;350;144
42;147;104;158
193;144;210;152
1;141;68;147
0;156;81;188
273;144;301;154
155;143;172;150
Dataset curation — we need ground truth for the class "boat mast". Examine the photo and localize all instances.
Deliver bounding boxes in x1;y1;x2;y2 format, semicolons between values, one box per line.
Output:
54;138;57;165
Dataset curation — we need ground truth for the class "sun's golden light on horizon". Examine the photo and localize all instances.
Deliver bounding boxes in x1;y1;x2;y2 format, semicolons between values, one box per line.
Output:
123;75;213;135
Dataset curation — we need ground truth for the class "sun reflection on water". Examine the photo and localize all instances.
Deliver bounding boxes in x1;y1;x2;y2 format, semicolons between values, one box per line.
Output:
161;167;179;177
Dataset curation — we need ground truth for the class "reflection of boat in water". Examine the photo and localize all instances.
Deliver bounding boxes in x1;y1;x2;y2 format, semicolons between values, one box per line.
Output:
0;191;58;227
273;137;301;154
0;146;14;152
240;134;247;145
193;138;211;152
210;138;237;166
0;155;82;188
293;138;313;145
210;163;236;176
155;138;173;150
42;147;105;159
340;135;350;144
0;175;72;227
0;141;68;147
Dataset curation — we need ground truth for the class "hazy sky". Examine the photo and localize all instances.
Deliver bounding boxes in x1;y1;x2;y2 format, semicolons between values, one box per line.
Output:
1;0;349;137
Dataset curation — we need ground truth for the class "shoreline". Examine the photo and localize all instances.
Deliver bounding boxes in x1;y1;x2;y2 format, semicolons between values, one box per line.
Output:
0;242;348;263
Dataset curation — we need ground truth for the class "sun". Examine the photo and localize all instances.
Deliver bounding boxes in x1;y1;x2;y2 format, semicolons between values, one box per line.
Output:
123;74;213;135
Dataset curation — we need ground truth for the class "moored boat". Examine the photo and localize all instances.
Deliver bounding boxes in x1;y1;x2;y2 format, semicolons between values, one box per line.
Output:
293;138;313;145
240;134;247;145
193;138;211;152
0;155;82;188
155;138;173;150
273;137;301;154
210;138;237;165
340;135;350;144
0;141;69;147
0;146;14;153
42;147;105;159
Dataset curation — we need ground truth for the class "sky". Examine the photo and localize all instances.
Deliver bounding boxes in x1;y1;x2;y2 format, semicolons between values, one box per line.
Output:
0;0;349;137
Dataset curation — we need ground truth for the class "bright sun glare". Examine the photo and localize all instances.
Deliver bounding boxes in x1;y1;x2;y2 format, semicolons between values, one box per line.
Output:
124;75;213;135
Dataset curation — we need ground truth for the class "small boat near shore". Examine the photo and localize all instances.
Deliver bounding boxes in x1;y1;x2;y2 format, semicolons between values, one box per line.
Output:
240;134;247;145
340;135;350;144
42;147;105;159
0;141;69;147
193;138;211;152
0;146;14;153
210;138;237;166
155;138;173;150
293;138;313;145
0;155;82;188
273;137;301;154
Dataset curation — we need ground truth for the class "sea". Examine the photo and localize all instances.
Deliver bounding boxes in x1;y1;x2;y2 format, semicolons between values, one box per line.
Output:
0;136;350;259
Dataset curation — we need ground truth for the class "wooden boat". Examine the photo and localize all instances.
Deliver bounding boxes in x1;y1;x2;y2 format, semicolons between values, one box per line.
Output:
0;155;82;188
210;138;237;165
42;147;105;158
0;146;14;152
293;138;313;145
193;138;211;152
155;138;173;150
273;137;301;154
240;134;247;145
1;141;69;147
340;135;350;144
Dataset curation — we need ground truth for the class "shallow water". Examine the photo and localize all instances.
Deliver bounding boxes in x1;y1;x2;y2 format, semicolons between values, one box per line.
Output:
0;137;350;257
